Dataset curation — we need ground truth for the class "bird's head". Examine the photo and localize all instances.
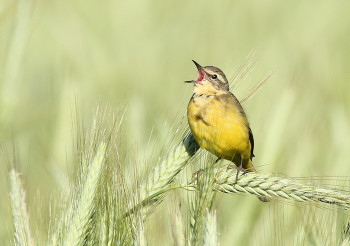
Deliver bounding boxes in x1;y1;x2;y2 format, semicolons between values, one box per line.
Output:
185;60;229;93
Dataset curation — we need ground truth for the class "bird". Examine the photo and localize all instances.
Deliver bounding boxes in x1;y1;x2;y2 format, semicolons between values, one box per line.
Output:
186;60;256;178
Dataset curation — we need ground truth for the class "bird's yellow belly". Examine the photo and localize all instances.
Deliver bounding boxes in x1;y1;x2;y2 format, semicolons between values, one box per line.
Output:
188;97;251;162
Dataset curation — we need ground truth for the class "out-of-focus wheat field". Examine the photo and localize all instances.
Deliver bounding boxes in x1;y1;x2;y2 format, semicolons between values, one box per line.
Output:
1;0;350;245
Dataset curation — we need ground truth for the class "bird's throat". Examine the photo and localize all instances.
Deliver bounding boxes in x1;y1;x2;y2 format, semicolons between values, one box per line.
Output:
194;82;219;95
196;70;205;81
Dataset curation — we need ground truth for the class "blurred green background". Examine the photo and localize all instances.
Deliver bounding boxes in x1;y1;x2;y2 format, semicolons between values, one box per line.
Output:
1;0;350;245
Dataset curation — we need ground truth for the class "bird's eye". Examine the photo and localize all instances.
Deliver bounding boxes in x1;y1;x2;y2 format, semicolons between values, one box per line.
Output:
212;74;217;79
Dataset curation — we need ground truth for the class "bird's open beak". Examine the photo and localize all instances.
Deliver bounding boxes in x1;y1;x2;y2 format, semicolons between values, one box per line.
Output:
185;60;204;83
192;60;202;71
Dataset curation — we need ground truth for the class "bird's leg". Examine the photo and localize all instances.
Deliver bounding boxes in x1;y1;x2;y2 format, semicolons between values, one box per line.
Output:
235;157;243;183
193;158;221;183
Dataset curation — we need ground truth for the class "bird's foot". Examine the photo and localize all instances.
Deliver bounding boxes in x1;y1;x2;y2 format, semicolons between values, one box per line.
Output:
192;169;204;182
226;164;244;183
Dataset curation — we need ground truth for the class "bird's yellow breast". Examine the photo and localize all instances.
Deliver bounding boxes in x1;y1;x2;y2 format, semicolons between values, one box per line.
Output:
187;93;251;163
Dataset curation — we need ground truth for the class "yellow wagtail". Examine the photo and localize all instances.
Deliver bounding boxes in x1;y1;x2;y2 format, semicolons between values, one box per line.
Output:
186;60;256;177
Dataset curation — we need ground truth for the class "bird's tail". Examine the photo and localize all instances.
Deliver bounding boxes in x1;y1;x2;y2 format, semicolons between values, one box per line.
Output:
245;159;256;172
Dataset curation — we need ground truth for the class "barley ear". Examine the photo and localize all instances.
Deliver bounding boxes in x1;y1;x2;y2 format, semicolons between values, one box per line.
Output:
190;164;215;246
9;169;34;246
132;214;147;246
63;142;106;246
126;133;198;218
211;164;350;209
169;203;185;246
204;210;218;246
